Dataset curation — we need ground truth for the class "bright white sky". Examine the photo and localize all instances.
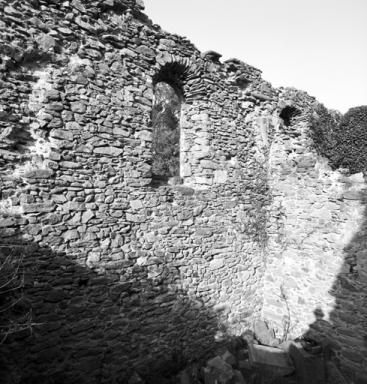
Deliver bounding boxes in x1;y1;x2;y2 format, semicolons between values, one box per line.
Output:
144;0;367;113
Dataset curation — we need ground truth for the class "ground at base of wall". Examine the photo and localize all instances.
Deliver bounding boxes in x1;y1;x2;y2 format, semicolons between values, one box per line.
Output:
129;329;351;384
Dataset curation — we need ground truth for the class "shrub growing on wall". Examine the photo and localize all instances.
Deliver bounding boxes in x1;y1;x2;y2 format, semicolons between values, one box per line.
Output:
310;104;341;165
310;105;367;174
335;106;367;173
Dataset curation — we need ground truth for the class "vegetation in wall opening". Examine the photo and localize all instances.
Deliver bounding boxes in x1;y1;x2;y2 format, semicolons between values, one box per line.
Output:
151;82;181;184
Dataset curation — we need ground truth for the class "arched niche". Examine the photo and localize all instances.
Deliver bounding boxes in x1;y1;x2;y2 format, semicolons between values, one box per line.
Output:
279;106;301;127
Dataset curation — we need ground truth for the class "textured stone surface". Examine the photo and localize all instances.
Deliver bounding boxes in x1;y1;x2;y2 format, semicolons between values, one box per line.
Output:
248;343;294;376
253;319;278;346
0;0;366;383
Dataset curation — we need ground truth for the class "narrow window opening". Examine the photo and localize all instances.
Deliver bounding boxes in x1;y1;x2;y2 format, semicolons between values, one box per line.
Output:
151;81;182;186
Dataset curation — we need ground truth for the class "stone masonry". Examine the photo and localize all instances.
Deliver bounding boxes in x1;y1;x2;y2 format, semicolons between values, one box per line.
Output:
0;1;366;383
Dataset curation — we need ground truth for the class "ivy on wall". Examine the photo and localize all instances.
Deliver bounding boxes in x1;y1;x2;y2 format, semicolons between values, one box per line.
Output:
336;106;367;173
310;105;367;174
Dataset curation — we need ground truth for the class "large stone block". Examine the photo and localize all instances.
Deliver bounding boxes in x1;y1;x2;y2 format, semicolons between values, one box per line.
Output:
253;319;278;346
23;169;54;179
23;202;55;213
248;343;294;376
93;146;123;156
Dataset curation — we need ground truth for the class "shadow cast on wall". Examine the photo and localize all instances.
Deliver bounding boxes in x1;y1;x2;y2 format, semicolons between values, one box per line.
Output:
0;229;221;384
304;190;367;383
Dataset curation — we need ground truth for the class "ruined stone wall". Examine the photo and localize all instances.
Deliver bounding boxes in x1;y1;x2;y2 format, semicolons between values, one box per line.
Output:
0;1;366;383
0;1;274;382
263;89;367;382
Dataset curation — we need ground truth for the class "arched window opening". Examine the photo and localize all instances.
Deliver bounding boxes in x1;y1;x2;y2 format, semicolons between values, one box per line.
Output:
151;81;182;185
280;106;301;127
152;62;186;99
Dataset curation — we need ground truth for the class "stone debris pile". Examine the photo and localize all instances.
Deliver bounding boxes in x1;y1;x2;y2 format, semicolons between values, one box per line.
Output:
171;321;348;384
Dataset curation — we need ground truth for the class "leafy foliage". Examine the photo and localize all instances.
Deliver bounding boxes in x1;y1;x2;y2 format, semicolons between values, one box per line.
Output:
151;82;181;183
310;105;367;174
310;104;341;163
336;106;367;173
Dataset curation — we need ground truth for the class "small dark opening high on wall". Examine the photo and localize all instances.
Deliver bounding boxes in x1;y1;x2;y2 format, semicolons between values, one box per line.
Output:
151;81;181;185
235;75;250;90
280;106;301;127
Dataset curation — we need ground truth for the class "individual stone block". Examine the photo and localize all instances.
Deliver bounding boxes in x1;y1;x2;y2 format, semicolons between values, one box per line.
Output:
36;33;56;51
0;217;16;227
23;202;55;213
214;169;228;183
70;101;87;113
209;259;224;270
23;169;54;179
253;319;278;346
93;146;123;156
248;343;294;376
82;210;95;224
50;129;74;141
62;229;80;241
60;161;80;169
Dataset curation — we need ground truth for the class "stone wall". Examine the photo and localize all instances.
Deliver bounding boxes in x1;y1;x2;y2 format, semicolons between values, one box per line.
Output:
0;1;270;382
264;88;367;382
0;0;366;383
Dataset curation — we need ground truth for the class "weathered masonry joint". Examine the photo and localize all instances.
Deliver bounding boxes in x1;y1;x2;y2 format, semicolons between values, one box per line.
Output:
0;1;367;383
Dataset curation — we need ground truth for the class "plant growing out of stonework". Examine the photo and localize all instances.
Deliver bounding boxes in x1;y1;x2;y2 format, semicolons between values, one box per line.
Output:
279;284;291;342
278;283;298;342
0;243;32;344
